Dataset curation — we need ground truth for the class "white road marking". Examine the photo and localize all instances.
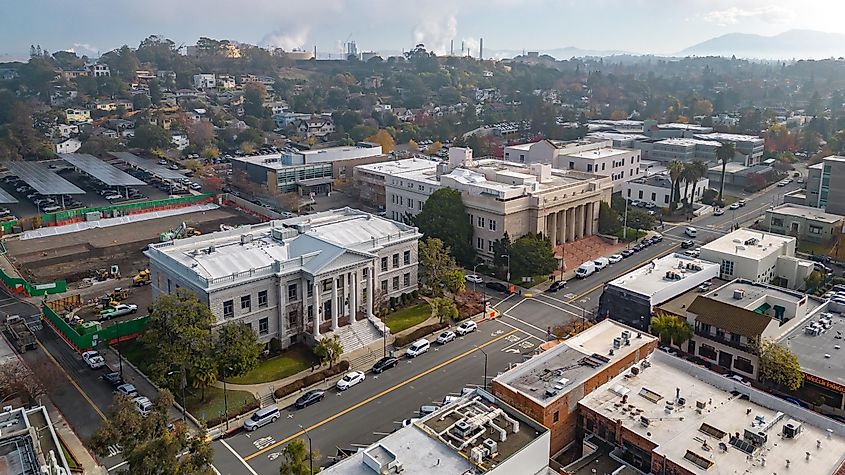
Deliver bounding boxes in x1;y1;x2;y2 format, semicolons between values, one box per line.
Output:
494;317;546;341
107;461;127;472
221;440;259;475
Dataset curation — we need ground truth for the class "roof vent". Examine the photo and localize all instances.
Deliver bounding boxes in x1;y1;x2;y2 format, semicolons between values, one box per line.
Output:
733;289;745;300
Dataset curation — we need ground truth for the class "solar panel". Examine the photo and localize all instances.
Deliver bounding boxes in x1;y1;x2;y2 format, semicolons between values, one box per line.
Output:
6;162;85;195
0;187;19;204
59;153;146;186
109;151;186;180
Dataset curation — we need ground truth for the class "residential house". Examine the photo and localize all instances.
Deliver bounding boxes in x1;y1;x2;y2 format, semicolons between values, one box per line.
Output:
54;137;82;154
65;108;91;124
192;74;216;90
295;115;335;141
90;64;110;77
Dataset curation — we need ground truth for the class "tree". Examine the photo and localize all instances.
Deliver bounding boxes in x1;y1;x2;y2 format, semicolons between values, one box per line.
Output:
598;202;621;235
215;323;260;378
426;140;442;156
90;391;214;475
191;356;218;402
278;438;319;475
141;289;214;393
432;297;459;324
649;313;692;347
130;124;171;150
667;160;684;213
407;139;419;152
365;129;395;153
491;233;512;279
509;233;557;280
415;189;475;265
201;145;220;159
244;83;269;118
188;121;214;148
758;341;804;391
0;361;45;404
443;269;466;293
418;238;459;292
804;270;825;291
313;335;343;368
684;160;709;209
132;93;152;110
716;142;736;201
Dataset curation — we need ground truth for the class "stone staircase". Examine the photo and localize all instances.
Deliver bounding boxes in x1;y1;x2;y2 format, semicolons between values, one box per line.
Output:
557;235;622;272
330;318;386;354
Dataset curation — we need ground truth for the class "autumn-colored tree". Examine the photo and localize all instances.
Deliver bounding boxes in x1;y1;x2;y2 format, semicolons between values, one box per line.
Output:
407;139;419;151
609;110;627;120
426;141;442;156
366;129;395;153
188;121;214;148
240;142;256;155
201;145;220;159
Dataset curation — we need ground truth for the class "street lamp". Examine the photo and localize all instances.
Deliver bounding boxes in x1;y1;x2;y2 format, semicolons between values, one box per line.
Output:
167;369;186;421
474;345;488;391
299;424;314;475
500;254;510;282
222;366;233;431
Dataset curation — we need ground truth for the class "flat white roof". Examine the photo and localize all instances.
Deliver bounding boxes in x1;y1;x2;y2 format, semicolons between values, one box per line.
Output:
506;142;533;151
695;132;764;143
770;204;843;224
580;351;845;475
708;162;747;173
606;253;720;299
355;158;438;176
566;147;635;160
656;138;721;147
700;228;795;260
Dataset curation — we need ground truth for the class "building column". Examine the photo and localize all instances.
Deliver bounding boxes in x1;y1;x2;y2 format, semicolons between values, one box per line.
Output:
557;209;567;244
366;265;374;318
548;212;557;245
567;207;576;242
575;205;584;240
584;202;593;236
277;279;286;339
345;272;352;320
351;270;359;321
331;275;339;331
312;278;321;339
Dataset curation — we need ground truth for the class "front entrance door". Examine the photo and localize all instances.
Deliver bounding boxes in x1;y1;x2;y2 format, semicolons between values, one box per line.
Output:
718;350;733;370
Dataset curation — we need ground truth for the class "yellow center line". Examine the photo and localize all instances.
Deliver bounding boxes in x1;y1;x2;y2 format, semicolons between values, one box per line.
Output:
566;243;680;304
244;328;519;461
35;339;107;420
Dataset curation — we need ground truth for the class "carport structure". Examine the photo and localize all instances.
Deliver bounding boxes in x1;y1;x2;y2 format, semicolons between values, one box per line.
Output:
0;187;18;204
108;151;186;181
59;153;146;198
6;161;84;209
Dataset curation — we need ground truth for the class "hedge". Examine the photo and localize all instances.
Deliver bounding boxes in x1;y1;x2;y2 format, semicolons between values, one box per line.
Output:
206;398;261;429
273;360;351;399
394;322;449;348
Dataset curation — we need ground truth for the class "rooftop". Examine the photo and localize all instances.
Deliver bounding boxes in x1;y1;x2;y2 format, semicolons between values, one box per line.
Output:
494;320;658;406
657;123;713;132
708;162;748;174
656;138;721;147
778;310;845;388
656;278;730;317
355;158;438;176
700;228;795;260
580;351;845;475
695;132;764;143
824;155;845;164
0;406;71;475
587;132;649;142
605;253;720;301
770;204;844;224
566;147;635;160
320;389;548;475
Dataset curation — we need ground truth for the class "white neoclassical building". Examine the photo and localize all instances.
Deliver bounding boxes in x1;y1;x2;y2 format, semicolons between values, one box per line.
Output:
145;208;421;352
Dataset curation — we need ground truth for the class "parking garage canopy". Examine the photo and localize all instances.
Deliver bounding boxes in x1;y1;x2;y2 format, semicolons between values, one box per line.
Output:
59;153;146;187
109;151;186;180
7;162;85;195
0;187;18;204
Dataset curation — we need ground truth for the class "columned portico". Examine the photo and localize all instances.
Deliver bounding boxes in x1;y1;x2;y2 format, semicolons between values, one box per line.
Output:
575;205;584;240
366;264;374;318
548;212;557;245
557;208;567;244
567;207;576;242
331;276;339;330
312;278;321;339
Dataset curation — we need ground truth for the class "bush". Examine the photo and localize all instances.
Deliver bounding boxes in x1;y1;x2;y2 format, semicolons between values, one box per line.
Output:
273;360;351;399
205;398;260;428
394;322;448;348
268;337;283;356
410;290;419;300
701;189;718;205
389;296;397;309
832;276;845;285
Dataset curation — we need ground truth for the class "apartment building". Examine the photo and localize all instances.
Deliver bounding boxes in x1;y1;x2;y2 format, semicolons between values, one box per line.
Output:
192;73;216;90
353;158;438;209
145;208;421;350
90;63;110;77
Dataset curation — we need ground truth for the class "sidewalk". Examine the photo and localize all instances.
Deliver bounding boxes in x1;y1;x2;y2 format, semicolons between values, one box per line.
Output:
43;399;108;475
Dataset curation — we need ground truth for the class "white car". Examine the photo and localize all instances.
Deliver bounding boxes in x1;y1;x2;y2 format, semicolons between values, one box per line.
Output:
713;208;724;216
134;396;153;416
105;193;122;200
402;418;419;427
456;320;478;336
82;350;105;369
115;383;138;397
464;274;483;284
685;248;701;258
436;330;456;344
607;254;623;264
336;371;365;391
728;202;740;210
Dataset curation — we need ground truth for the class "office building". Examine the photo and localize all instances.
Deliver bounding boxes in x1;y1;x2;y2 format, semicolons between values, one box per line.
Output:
694;132;765;165
353;158;438;209
0;406;72;475
765;204;844;243
623;173;710;208
320;388;551;475
650;138;720;163
699;229;814;290
796;155;845;215
492;319;658;455
146;208;421;351
597;253;720;331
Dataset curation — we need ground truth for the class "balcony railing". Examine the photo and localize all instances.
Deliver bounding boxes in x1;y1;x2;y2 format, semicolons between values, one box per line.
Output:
694;328;752;352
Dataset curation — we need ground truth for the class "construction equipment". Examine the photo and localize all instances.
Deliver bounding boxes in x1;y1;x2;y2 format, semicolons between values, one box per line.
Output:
5;315;36;353
110;287;130;301
160;222;201;242
133;269;151;287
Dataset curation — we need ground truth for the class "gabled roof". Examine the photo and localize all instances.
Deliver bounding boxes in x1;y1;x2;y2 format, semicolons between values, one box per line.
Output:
687;296;772;337
287;233;374;275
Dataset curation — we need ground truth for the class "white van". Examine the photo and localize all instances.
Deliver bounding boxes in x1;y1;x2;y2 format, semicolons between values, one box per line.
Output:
593;257;609;271
685;227;697;238
244;405;280;431
575;261;596;279
406;339;430;358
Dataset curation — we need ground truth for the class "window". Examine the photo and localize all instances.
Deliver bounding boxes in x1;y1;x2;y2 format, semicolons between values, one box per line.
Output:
569;161;574;169
477;216;485;228
734;356;754;374
627;189;631;197
488;241;494;252
809;225;822;235
381;257;388;272
407;198;414;208
223;300;234;319
322;279;331;292
259;317;269;335
241;295;251;311
699;344;717;360
601;163;606;171
381;279;388;291
307;283;313;297
258;290;268;308
404;250;411;265
288;308;299;327
587;164;593;172
392;276;400;290
489;220;497;231
288;283;298;301
700;323;711;335
638;190;643;199
720;260;735;278
418;184;424;191
418;201;423;211
771;217;783;227
663;194;669;204
730;333;741;344
553;411;559;423
477;237;484;249
403;273;410;287
392;253;399;268
167;279;172;292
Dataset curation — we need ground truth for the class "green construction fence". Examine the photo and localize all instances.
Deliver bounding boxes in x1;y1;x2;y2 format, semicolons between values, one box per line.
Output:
39;193;215;226
0;266;66;297
42;304;148;352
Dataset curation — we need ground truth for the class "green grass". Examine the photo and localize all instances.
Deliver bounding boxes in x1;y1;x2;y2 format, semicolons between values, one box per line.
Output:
184;385;255;422
226;344;318;385
59;437;82;471
797;240;832;256
115;340;152;373
384;302;432;333
612;227;648;242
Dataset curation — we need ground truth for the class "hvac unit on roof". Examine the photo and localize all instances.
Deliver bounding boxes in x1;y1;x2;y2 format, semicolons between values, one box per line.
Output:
733;289;745;299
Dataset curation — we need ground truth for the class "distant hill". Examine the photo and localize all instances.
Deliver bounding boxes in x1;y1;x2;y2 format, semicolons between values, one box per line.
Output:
679;29;845;60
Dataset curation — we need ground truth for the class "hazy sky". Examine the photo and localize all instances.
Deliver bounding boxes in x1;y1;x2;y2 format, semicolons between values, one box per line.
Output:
3;0;845;59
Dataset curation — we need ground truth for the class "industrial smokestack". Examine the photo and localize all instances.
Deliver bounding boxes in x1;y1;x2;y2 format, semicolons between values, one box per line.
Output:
313;45;317;59
479;38;483;60
461;41;465;56
450;40;454;56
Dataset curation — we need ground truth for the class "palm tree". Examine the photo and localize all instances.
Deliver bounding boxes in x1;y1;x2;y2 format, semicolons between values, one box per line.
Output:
716;142;736;201
686;160;709;209
192;357;218;402
650;312;693;348
667;160;684;213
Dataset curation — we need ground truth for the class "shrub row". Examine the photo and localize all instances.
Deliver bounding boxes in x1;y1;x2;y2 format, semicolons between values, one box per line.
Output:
206;398;260;429
273;360;351;399
394;322;448;348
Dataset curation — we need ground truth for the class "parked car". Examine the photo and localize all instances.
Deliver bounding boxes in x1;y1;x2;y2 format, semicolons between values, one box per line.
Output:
42;205;61;213
402;418;419;427
336;371;366;391
372;356;399;374
405;339;431;357
621;249;634;258
681;240;695;249
102;372;124;388
651;234;663;242
294;390;325;409
485;282;509;293
419;405;438;416
82;350;105;369
593;257;609;270
464;274;483;284
575;261;596;278
244;405;280;431
548;280;566;292
158;159;168;165
134;396;153;416
685;248;701;258
728;374;751;386
684;227;698;238
737;199;747;207
630;199;641;207
729;202;740;210
713;208;725;216
436;331;456;344
115;383;138;398
99;303;138;320
456;320;477;336
608;254;623;264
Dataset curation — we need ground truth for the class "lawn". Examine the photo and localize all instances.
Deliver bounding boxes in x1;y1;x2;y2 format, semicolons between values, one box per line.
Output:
384;302;432;333
115;340;152;373
225;344;318;385
184;385;256;422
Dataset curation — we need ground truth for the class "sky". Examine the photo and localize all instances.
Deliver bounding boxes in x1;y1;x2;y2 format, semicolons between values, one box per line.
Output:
3;0;845;60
